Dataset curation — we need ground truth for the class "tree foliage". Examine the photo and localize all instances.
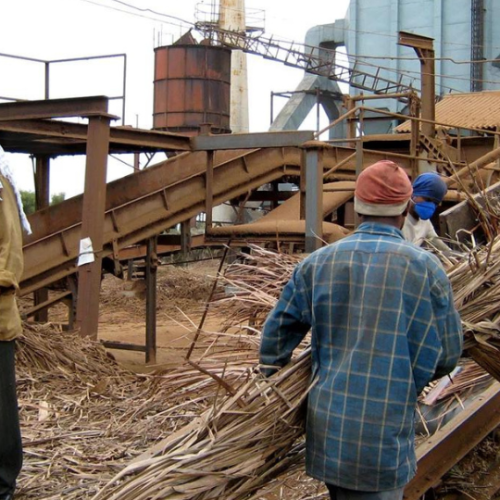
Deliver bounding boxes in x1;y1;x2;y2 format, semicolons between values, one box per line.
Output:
20;190;66;215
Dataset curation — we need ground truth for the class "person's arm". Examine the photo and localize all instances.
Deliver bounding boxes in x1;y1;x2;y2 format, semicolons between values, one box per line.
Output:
425;220;450;252
428;235;450;253
259;265;311;376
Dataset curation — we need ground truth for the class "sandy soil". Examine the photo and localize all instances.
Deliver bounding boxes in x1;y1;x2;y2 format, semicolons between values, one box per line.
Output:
22;260;224;371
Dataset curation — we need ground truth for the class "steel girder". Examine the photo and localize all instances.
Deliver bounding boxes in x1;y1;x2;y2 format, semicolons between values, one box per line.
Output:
21;145;375;295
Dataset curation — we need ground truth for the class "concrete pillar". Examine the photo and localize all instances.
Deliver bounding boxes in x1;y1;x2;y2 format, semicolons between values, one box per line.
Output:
219;0;249;133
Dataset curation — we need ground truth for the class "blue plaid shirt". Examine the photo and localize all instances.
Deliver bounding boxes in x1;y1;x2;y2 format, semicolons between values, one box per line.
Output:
260;222;462;491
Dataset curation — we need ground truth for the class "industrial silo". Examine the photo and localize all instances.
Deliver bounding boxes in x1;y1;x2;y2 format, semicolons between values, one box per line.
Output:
153;34;231;135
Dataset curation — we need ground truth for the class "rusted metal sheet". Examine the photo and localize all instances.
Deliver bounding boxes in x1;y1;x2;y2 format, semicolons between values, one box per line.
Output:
153;44;231;134
439;180;500;243
192;130;315;150
396;91;500;133
75;116;111;339
21;145;409;296
404;383;500;500
0;118;191;155
0;96;114;121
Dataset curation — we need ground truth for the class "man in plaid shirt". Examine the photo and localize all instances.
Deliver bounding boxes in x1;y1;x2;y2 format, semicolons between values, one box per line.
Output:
260;160;462;500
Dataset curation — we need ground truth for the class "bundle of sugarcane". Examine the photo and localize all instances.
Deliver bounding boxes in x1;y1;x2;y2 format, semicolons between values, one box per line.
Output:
16;323;267;500
93;238;500;499
92;349;311;500
443;236;500;379
210;246;302;331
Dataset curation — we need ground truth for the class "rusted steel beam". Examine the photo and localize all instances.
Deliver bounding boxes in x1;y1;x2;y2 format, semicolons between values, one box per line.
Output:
110;126;191;151
20;145;408;296
34;155;50;322
22;291;72;320
0;96;114;121
399;31;436;139
398;30;435;51
205;151;214;229
145;237;157;364
302;143;324;253
100;341;146;352
404;383;500;500
0;119;191;153
21;147;301;294
117;234;209;260
75;116;111;339
191;130;314;150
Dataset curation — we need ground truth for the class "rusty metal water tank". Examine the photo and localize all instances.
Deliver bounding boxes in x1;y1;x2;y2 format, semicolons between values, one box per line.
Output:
153;40;231;135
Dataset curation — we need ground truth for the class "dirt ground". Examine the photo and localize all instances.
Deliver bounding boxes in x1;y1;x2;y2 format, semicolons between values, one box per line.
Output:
30;260;223;371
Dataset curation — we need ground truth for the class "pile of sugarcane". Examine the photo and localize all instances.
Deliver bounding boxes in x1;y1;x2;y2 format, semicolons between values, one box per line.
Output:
16;323;264;499
17;173;500;499
92;218;500;500
93;350;311;500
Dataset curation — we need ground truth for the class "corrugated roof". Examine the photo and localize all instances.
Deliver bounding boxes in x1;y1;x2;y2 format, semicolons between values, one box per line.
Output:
395;91;500;133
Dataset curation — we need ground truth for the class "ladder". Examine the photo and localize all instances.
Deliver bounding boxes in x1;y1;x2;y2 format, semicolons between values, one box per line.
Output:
196;26;416;97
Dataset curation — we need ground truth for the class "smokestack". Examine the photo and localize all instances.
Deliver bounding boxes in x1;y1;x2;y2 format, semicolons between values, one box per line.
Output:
219;0;249;133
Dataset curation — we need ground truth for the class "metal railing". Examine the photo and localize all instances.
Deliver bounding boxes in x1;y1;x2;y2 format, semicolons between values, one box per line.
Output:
0;52;127;125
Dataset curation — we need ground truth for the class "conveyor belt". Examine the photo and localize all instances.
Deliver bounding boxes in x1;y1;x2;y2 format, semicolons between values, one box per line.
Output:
22;145;406;295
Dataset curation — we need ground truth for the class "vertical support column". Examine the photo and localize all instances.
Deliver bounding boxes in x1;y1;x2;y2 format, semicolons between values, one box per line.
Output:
409;93;421;179
34;155;50;210
355;108;365;229
44;62;50;99
270;91;275;126
145;236;157;365
433;0;444;94
316;88;321;134
420;54;436;139
75;115;111;339
299;149;306;221
180;220;191;264
398;32;435;139
34;155;50;322
219;0;249;134
271;181;279;210
347;97;357;148
302;142;325;254
205;150;214;231
471;0;485;92
66;275;78;332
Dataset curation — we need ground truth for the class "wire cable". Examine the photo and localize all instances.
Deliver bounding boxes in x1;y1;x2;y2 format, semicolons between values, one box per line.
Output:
109;0;195;26
77;0;194;30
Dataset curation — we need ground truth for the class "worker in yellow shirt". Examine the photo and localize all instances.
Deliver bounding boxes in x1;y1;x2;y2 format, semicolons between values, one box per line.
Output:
0;145;31;500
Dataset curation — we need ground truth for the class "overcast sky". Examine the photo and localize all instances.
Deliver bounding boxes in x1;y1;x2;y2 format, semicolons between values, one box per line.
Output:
0;0;350;197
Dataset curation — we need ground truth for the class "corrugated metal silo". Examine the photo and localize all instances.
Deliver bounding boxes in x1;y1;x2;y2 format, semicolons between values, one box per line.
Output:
153;39;231;135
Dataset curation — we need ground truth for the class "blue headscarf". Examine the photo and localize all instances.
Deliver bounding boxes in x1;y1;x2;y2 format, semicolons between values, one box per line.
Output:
412;172;448;203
